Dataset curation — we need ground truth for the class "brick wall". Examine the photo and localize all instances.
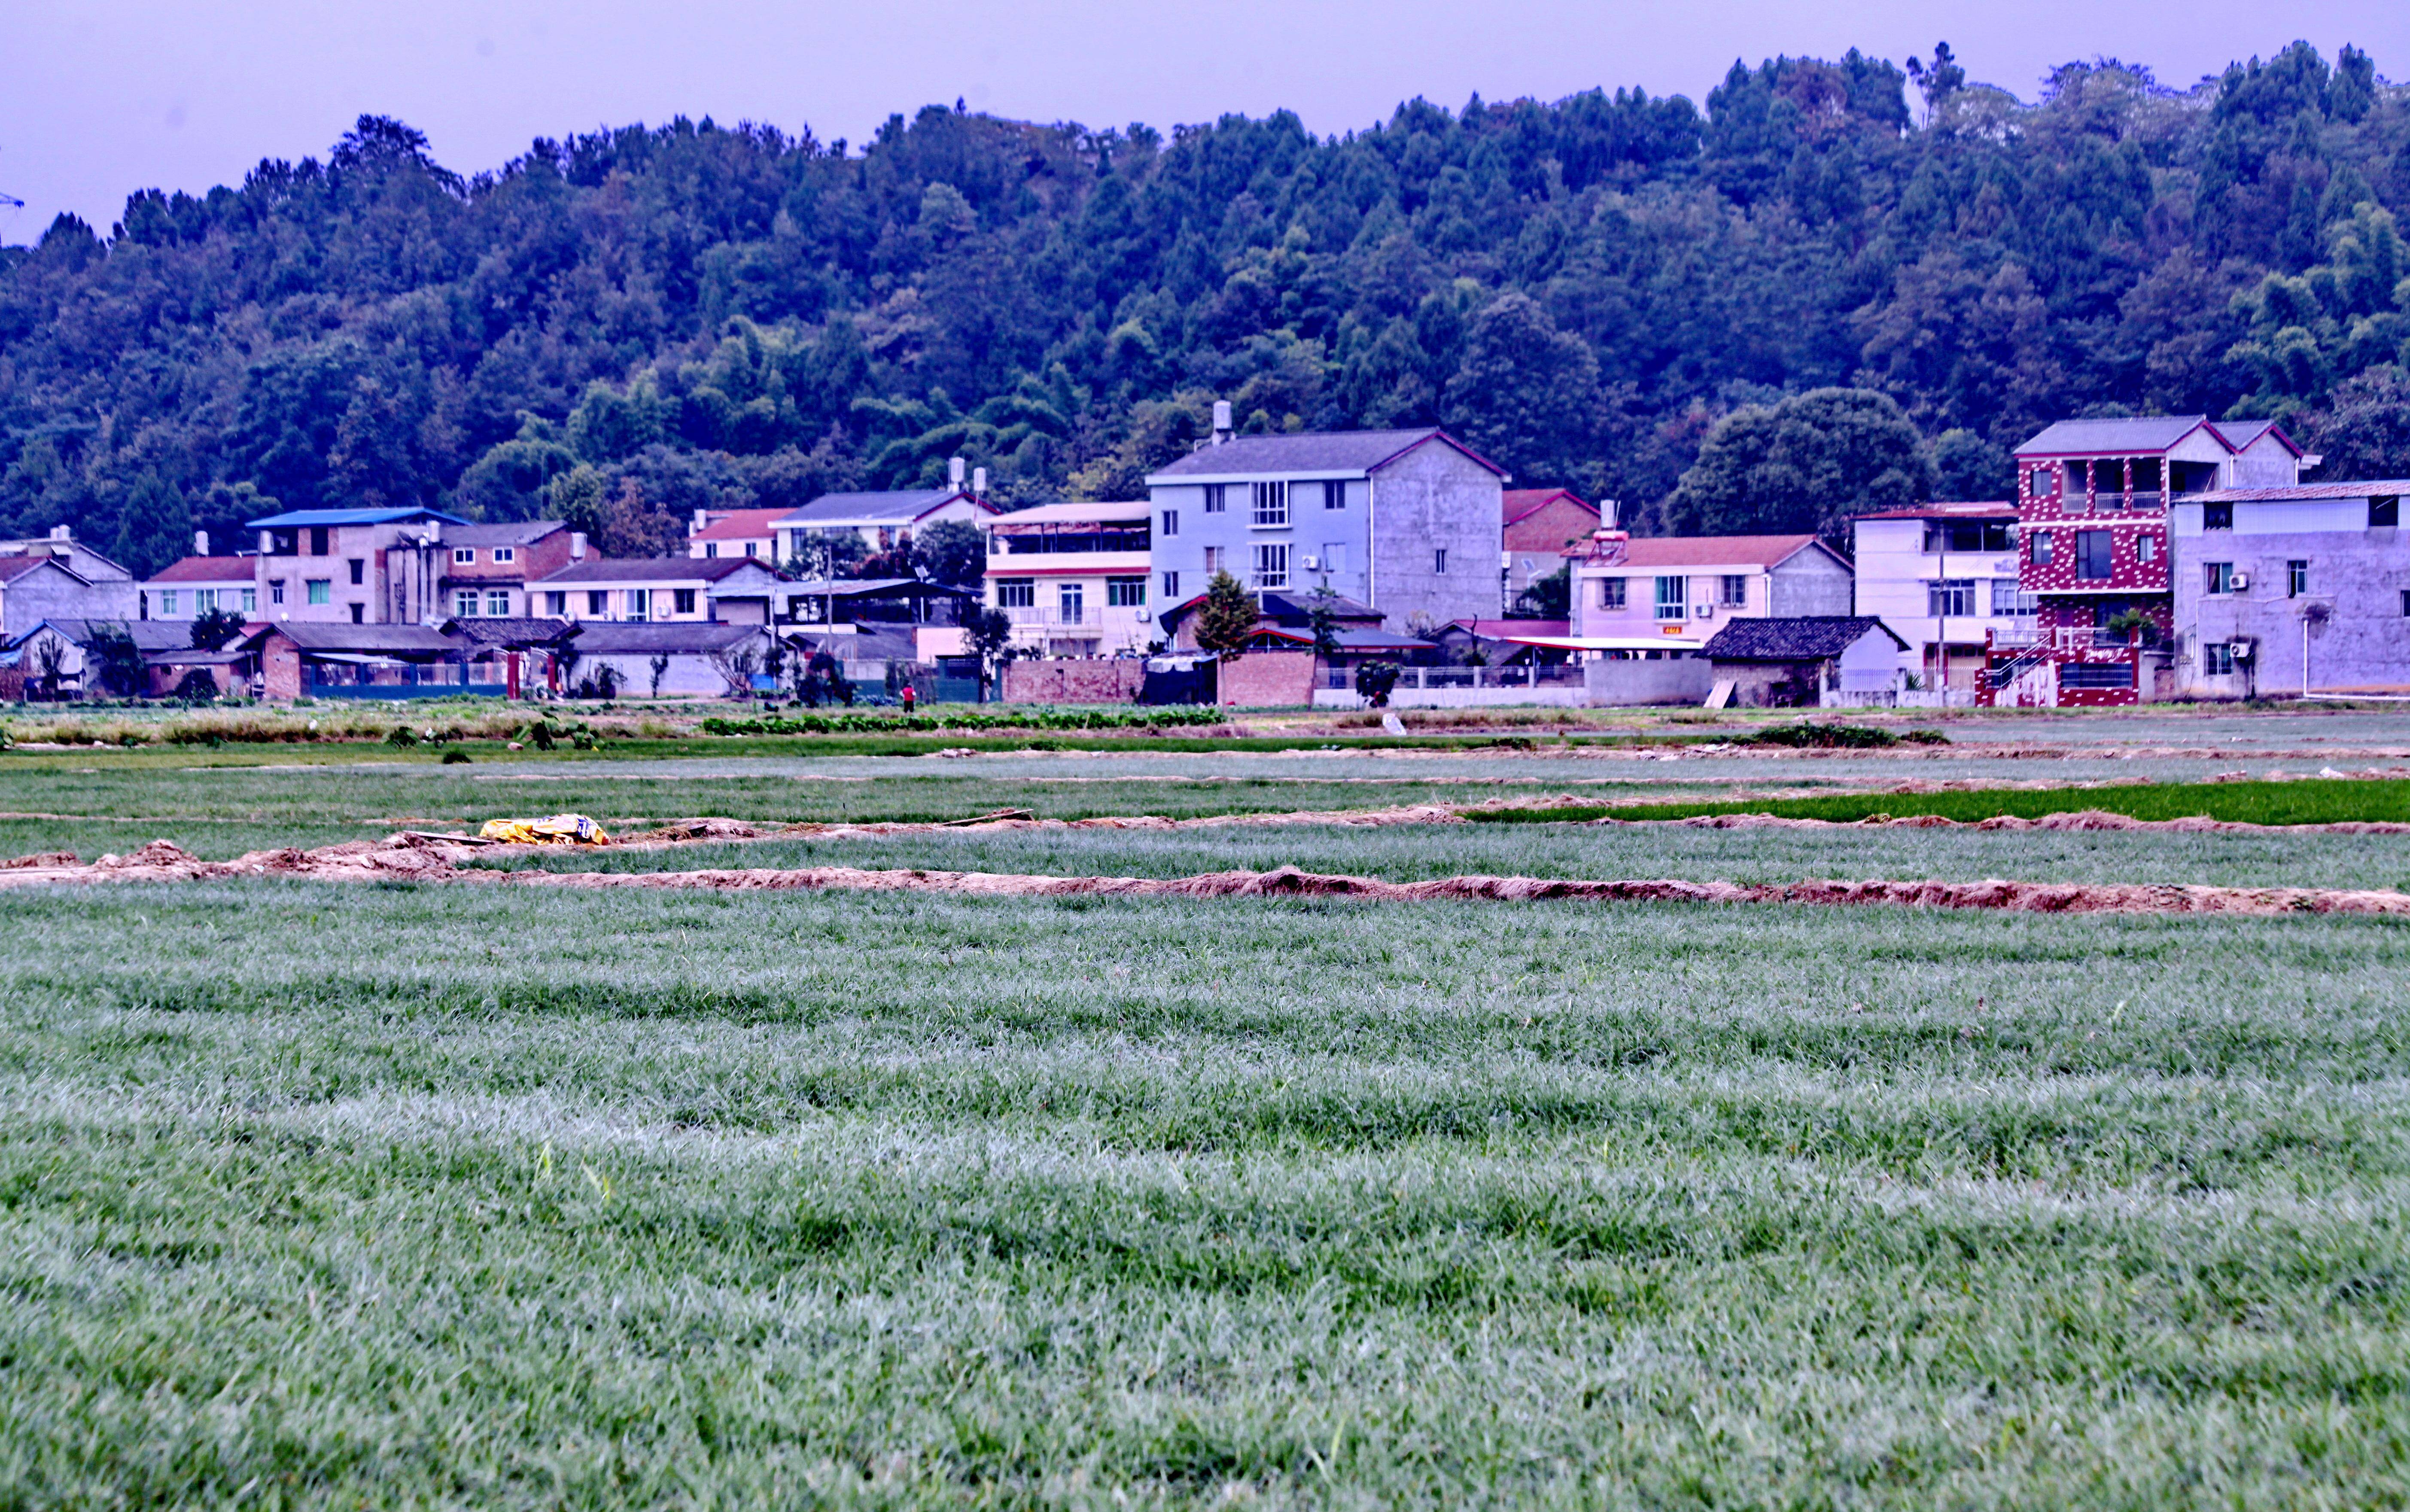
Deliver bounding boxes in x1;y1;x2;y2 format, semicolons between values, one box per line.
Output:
261;634;303;701
1001;659;1146;704
1218;650;1318;707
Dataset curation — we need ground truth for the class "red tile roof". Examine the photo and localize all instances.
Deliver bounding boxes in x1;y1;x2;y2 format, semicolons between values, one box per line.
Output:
1581;534;1831;569
1502;489;1600;550
690;508;789;543
1852;502;2018;521
146;556;256;583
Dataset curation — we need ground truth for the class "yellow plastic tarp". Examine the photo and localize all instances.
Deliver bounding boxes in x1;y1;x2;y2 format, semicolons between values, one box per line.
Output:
478;814;612;846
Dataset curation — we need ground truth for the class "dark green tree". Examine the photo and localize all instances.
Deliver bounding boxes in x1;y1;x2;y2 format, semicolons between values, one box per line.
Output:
190;607;244;651
1192;571;1260;659
113;473;191;580
1441;292;1601;489
910;520;987;586
85;624;147;698
1664;389;1933;541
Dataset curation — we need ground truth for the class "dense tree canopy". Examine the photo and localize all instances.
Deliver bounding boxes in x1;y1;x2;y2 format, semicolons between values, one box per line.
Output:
3;42;2409;562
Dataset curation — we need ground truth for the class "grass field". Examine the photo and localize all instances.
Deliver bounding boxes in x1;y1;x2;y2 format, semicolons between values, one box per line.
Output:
2;880;2407;1506
1476;777;2410;829
5;707;2410;1505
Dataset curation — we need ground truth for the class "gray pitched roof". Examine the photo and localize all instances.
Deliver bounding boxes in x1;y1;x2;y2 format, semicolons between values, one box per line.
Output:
777;489;973;525
1147;428;1507;481
443;520;570;547
444;616;576;647
2188;479;2410;503
255;622;460;654
1702;616;1904;662
566;622;767;655
2014;416;2212;455
10;618;194;652
531;556;773;585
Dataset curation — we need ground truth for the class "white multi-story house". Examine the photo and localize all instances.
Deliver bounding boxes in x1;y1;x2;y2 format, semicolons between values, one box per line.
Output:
1850;504;2030;694
528;557;784;625
1565;532;1853;654
983;501;1153;657
1144;415;1507;631
771;489;996;563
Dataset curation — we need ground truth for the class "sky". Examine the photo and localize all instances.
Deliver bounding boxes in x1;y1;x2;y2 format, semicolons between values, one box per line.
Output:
3;0;2407;241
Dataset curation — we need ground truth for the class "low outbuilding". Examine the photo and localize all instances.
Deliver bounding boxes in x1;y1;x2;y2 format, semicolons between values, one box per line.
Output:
1700;616;1908;708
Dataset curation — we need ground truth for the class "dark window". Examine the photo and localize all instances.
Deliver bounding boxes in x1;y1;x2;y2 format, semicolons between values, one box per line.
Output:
308;527;328;556
2400;589;2409;617
2130;457;2161;495
2205;562;2234;595
2288;559;2309;598
1202;485;1226;514
348;558;364;585
587;591;608;615
1927;580;1975;616
2204;502;2234;530
2372;496;2399;528
1160;571;1179;599
348;602;363;625
1598;577;1626;609
2075;530;2114;580
2060;662;2134;689
1720;574;1747;606
1323;480;1346;510
1160;509;1178;537
1107;577;1146;607
673;589;696;614
2031;531;2054;567
1433;549;1447;575
996;579;1035;609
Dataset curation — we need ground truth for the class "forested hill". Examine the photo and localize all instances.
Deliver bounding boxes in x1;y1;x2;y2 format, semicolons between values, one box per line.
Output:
3;41;2409;575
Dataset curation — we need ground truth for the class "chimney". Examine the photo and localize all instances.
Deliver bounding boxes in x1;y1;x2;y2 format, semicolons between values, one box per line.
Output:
48;525;70;543
194;531;210;558
1212;401;1233;445
1600;499;1619;531
570;531;587;560
971;466;988;499
949;456;968;489
692;508;709;537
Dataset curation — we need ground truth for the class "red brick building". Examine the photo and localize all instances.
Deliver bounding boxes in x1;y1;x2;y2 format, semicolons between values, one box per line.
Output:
1501;488;1600;607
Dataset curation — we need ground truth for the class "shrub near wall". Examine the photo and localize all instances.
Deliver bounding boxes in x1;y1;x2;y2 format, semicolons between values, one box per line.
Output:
1001;660;1148;705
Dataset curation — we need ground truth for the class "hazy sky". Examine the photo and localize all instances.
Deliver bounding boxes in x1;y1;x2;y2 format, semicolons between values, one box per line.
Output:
3;0;2407;240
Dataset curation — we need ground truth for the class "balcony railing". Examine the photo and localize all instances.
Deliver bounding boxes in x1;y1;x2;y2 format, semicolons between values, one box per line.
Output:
1004;606;1102;628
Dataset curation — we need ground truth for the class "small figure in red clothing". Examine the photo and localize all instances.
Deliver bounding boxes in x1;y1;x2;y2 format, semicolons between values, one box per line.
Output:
901;684;917;715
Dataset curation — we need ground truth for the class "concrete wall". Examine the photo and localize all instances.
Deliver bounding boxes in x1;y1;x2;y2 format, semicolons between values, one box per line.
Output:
1147;477;1371;608
1368;443;1504;630
1314;685;1590;709
1219;651;1318;707
579;653;741;698
1766;552;1855;617
1002;659;1147;704
1585;657;1714;706
2172;519;2410;696
1;561;139;640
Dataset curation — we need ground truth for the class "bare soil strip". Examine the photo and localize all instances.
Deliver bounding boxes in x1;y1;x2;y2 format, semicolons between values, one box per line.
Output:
6;834;2407;917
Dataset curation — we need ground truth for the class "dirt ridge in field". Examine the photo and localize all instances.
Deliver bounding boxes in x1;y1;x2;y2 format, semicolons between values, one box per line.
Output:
8;834;2410;917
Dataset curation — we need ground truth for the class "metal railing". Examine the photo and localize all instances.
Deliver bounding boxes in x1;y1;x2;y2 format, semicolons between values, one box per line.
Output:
1003;606;1100;628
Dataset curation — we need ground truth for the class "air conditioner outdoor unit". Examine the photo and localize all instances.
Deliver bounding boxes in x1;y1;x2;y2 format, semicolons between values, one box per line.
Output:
1694;604;1716;618
2229;572;2249;590
1134;608;1150;622
2231;640;2253;660
1301;555;1321;571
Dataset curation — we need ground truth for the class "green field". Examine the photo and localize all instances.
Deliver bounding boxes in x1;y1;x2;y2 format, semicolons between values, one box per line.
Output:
5;712;2410;1504
1476;777;2410;829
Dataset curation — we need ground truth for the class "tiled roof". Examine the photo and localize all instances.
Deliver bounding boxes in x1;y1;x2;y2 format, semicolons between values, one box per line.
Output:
567;622;767;655
260;622;462;654
2186;480;2410;503
14;618;200;652
0;556;67;585
1702;616;1904;661
689;509;789;543
776;489;978;526
2209;419;2301;454
246;507;468;528
1148;428;1507;481
532;557;773;585
989;501;1150;527
445;616;576;646
2014;417;2212;455
1582;534;1833;570
145;556;256;583
444;520;570;546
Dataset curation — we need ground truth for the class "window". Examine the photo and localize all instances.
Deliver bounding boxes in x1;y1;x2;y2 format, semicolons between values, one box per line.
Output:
2288;559;2309;598
492;546;514;564
2130;457;2161;495
625;588;650;621
1322;480;1346;510
196;589;219;613
2074;530;2113;580
306;579;331;605
487;590;512;616
2204;501;2234;530
271;580;286;606
348;558;364;586
349;603;363;625
1202;547;1226;575
1160;509;1179;538
159;590;180;615
1433;548;1447;575
1160;571;1180;600
672;588;696;615
454;590;479;618
2373;496;2400;528
1058;583;1084;621
453;547;475;565
308;527;328;556
2203;643;2236;677
545;592;567;616
1321;543;1346;574
1926;580;1976;617
995;578;1035;609
1203;484;1227;514
1654;575;1686;621
1106;576;1146;607
1252;543;1290;589
1928;522;2014;553
2031;531;2054;567
743;542;757;558
1598;577;1626;610
2060;663;2134;690
1991;580;2034;616
240;588;257;613
2137;534;2159;563
704;542;719;559
2024;465;2054;498
2402;589;2410;617
1720;574;1748;607
1251;480;1288;526
587;591;608;616
2206;562;2234;595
